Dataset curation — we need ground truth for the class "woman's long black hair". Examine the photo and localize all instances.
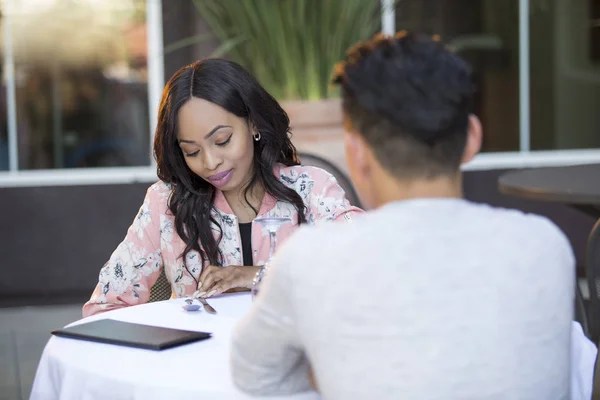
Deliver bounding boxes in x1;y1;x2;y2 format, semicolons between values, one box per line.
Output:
154;59;307;272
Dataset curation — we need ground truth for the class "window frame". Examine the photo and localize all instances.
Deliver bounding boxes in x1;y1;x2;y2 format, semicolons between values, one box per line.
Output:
1;0;600;188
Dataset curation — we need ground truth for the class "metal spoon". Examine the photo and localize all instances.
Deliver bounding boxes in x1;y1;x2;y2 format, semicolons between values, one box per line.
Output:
196;297;217;314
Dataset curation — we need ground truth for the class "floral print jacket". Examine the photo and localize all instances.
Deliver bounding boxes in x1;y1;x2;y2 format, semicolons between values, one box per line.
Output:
83;164;363;317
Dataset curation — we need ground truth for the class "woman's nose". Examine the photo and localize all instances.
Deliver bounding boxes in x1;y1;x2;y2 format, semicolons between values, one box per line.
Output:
203;150;223;171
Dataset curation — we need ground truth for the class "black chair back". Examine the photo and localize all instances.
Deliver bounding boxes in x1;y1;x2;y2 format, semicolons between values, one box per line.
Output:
148;270;172;302
586;218;600;341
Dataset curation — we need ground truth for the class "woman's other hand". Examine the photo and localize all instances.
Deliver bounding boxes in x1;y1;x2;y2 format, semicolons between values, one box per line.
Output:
194;265;261;298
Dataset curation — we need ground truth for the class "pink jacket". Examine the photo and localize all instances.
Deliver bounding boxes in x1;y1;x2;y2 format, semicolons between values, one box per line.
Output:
83;164;363;317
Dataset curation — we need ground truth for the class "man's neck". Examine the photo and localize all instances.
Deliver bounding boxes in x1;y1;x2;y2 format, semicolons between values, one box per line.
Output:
372;172;463;208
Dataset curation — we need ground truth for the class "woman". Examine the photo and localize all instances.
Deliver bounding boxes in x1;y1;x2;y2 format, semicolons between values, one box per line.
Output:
83;59;362;317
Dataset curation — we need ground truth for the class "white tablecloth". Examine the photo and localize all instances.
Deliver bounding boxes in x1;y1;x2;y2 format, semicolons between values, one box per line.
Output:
30;294;320;400
30;293;597;400
572;321;597;400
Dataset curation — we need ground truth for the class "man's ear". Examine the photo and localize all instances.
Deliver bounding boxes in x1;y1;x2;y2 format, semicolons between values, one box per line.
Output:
461;114;482;165
344;129;370;182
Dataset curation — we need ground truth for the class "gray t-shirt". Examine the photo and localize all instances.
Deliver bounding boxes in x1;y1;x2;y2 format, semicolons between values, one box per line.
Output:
231;198;575;400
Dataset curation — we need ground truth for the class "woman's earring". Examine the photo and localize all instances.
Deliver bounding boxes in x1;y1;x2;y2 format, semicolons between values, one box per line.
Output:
253;132;261;141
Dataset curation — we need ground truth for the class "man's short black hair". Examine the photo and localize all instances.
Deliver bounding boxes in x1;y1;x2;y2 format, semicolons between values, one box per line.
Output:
333;32;475;178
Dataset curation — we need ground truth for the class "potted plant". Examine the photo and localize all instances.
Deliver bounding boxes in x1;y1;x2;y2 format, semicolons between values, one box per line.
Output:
191;0;380;170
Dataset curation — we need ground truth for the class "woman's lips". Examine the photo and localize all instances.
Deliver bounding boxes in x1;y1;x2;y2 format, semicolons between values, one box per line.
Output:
207;169;233;187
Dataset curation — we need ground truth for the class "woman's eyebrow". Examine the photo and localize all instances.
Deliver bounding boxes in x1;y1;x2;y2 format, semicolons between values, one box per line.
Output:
178;125;233;143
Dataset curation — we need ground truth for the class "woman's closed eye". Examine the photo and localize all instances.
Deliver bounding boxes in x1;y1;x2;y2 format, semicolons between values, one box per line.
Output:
182;133;231;156
216;134;232;147
185;150;200;157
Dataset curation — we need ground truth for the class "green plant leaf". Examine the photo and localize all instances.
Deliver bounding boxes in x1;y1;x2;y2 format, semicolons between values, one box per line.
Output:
191;0;380;100
208;36;246;58
164;33;215;55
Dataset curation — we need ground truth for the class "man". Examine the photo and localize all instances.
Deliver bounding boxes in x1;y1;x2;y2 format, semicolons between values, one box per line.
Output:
230;32;574;399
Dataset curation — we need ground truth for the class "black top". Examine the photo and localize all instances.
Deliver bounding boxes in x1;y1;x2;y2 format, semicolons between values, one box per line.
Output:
239;223;253;266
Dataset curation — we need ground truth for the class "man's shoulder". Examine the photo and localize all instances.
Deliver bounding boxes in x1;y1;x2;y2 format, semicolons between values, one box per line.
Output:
470;202;572;255
487;204;567;238
277;200;573;268
278;216;361;259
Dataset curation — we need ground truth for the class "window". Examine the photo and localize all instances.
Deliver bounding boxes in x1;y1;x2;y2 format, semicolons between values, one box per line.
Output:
395;0;521;153
590;0;600;62
530;0;600;150
0;73;7;171
2;0;150;170
1;0;599;181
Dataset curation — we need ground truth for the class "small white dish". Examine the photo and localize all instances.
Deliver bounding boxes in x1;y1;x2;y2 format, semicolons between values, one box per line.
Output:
182;298;202;312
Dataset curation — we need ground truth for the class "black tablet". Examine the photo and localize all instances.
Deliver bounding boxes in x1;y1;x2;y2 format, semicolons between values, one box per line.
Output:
51;319;212;351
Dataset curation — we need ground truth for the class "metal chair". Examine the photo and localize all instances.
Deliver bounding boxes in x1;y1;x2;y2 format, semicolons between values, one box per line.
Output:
297;152;362;209
586;219;600;342
576;281;590;339
148;269;172;302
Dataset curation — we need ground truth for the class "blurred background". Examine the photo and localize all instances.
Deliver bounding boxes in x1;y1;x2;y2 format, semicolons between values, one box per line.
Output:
0;0;599;398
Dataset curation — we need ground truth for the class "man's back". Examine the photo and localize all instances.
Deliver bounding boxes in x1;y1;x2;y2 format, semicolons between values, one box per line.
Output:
232;199;574;399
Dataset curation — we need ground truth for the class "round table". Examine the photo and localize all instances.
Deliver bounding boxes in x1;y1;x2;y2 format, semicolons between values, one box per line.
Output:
30;294;320;400
498;163;600;218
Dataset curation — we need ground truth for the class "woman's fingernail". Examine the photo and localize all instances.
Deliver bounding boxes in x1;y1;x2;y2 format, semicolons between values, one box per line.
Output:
197;291;206;298
197;281;203;290
206;290;216;298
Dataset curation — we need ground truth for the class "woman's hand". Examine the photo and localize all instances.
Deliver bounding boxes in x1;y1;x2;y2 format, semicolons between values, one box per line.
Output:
193;265;261;298
308;366;319;392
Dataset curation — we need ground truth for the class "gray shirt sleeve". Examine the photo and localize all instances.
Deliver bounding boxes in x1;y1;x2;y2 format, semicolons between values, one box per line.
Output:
230;243;311;396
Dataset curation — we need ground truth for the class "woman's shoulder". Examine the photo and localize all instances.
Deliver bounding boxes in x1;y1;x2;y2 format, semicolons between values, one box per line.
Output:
148;180;172;193
144;181;173;209
278;164;337;185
